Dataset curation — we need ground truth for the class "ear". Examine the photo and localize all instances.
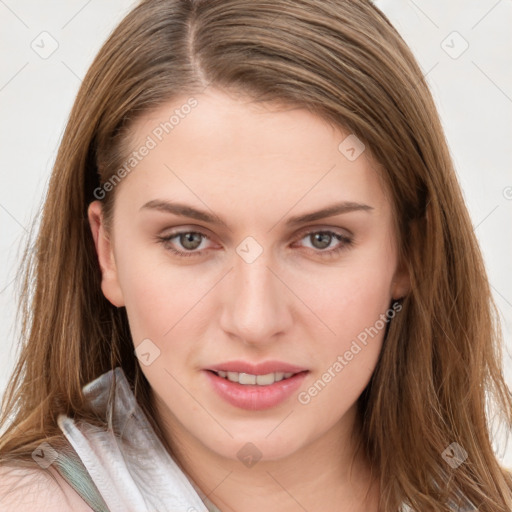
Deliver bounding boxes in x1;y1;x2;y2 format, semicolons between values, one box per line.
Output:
391;257;410;300
87;200;125;307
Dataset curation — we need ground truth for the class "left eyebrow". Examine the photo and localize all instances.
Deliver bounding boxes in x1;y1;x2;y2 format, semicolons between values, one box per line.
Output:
285;201;374;226
139;199;373;228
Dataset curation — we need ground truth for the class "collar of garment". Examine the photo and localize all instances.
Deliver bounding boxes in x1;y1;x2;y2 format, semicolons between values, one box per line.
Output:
57;366;221;512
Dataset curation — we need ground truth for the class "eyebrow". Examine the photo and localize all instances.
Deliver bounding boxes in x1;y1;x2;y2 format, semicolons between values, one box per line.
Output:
140;199;373;228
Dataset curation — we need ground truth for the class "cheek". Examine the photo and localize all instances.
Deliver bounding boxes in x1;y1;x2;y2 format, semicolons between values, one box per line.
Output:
113;238;218;359
292;257;395;404
295;255;395;342
111;238;184;342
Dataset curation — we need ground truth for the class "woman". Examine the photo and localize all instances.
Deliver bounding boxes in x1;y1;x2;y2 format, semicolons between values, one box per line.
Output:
1;0;511;510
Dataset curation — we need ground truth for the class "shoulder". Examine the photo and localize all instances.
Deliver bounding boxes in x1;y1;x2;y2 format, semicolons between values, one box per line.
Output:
0;463;94;511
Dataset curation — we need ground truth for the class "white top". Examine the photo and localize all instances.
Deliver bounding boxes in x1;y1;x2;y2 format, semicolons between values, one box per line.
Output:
57;367;220;512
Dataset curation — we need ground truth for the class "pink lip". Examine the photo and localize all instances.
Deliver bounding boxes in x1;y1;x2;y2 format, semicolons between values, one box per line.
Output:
207;360;308;375
203;369;309;410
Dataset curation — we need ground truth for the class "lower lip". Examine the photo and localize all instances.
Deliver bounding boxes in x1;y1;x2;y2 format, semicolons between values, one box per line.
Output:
203;370;309;411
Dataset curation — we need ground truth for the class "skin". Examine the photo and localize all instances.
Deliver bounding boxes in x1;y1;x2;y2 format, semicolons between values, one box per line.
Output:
88;88;409;512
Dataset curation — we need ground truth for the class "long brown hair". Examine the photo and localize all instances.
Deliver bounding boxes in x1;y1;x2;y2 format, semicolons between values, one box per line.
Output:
1;0;511;510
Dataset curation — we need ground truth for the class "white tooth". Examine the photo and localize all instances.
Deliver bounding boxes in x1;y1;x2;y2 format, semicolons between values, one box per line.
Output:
219;371;295;385
256;373;276;385
227;371;239;382
239;372;257;385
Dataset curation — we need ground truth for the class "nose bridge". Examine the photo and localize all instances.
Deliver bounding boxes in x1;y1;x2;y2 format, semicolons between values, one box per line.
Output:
219;237;290;344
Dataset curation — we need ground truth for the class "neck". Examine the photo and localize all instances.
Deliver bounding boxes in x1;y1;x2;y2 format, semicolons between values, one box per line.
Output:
154;397;380;512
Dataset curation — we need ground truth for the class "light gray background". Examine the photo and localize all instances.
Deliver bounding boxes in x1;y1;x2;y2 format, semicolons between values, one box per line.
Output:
1;1;511;465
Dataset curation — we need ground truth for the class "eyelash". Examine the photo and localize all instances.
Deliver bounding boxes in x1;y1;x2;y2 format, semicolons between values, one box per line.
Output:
156;228;354;259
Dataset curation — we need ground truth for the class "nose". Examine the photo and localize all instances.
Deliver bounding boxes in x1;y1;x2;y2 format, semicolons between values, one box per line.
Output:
218;245;293;347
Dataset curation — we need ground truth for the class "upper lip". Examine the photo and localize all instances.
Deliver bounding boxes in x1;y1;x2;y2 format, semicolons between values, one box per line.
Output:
206;360;308;375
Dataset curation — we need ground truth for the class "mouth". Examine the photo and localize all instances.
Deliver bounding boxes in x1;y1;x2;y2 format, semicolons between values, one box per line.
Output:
206;369;308;386
203;367;310;410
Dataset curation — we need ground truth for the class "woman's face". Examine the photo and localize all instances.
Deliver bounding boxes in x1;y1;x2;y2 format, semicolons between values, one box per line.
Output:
89;88;408;464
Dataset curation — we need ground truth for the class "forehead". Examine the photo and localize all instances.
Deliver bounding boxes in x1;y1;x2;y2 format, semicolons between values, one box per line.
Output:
117;88;390;214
